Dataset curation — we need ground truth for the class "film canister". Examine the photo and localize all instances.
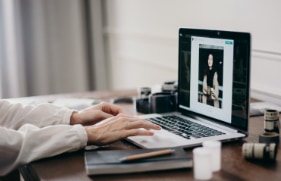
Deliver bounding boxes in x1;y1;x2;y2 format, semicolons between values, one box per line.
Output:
264;109;280;133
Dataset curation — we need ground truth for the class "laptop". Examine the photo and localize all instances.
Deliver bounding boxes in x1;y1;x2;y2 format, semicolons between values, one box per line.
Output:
127;27;251;149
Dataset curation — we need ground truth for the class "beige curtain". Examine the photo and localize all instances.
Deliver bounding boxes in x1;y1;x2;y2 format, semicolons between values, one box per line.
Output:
0;0;108;98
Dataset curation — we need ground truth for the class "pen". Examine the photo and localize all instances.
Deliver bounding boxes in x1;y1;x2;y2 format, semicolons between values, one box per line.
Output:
119;149;175;163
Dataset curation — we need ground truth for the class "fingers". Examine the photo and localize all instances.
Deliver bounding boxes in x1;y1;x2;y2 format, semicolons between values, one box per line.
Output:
126;127;158;136
117;129;155;140
85;114;161;145
75;103;123;126
123;118;161;131
110;113;161;130
114;116;161;138
93;110;115;120
122;120;161;137
100;102;124;116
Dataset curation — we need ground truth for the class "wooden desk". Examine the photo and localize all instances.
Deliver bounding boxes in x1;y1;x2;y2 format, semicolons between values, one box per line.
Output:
18;90;281;181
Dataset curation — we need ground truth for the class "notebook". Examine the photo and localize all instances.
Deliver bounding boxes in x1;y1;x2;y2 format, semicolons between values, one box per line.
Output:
84;148;192;175
127;28;251;149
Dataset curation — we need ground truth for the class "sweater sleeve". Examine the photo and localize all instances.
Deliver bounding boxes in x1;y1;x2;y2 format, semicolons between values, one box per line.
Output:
0;100;73;129
0;124;88;176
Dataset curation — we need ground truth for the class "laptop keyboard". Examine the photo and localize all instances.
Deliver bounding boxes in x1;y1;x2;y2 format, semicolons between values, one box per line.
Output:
149;115;225;139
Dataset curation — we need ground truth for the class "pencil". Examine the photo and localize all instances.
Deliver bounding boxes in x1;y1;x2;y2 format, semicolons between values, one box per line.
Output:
119;149;175;163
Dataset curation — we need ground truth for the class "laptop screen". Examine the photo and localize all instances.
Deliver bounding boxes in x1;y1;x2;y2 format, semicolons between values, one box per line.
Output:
178;28;251;132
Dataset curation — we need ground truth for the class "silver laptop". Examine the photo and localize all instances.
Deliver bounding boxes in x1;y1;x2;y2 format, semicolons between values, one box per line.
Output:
127;28;251;149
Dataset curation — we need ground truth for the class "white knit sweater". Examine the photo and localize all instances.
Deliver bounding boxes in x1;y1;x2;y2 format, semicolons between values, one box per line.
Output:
0;100;87;176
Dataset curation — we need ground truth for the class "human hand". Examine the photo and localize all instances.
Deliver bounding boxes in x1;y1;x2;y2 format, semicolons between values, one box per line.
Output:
70;102;123;126
85;114;161;146
210;88;217;100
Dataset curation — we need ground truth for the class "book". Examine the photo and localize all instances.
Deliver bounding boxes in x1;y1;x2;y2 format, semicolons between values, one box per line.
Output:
52;98;100;110
250;101;281;117
84;147;192;175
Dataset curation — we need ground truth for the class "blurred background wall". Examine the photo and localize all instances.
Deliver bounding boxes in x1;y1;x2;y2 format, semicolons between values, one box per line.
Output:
103;0;281;104
1;0;281;104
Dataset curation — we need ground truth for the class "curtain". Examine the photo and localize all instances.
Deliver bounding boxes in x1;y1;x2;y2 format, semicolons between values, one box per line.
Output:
0;0;106;98
0;0;27;98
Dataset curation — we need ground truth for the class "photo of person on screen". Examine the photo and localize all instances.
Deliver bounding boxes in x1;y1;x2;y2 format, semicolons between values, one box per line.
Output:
202;53;219;108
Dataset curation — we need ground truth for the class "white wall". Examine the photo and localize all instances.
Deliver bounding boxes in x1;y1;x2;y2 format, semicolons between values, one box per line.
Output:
103;0;281;103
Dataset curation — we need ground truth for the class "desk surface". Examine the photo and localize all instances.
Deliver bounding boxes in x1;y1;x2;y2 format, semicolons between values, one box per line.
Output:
19;89;281;181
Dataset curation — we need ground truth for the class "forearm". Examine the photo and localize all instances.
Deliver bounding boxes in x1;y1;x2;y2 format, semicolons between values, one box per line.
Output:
202;76;208;94
0;100;73;129
0;124;87;176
